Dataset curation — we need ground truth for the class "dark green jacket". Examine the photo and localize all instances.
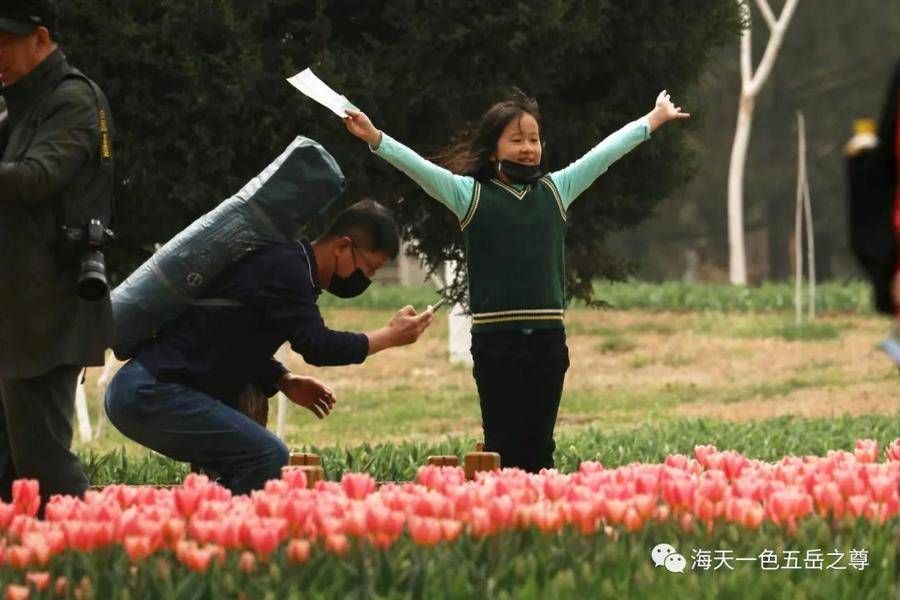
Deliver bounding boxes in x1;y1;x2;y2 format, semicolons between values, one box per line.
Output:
0;49;114;378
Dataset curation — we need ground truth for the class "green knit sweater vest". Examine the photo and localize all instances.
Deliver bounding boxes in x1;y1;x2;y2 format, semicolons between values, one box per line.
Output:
461;176;567;333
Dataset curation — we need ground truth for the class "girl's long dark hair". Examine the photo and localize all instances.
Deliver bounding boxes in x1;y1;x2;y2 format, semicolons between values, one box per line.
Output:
432;90;541;182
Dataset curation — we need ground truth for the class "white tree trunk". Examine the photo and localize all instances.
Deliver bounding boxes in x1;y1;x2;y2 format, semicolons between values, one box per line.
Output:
803;151;816;319
397;240;428;285
728;93;754;285
75;378;93;443
275;344;288;437
794;112;806;325
727;0;800;285
93;350;122;439
448;304;473;366
792;111;816;324
444;261;473;366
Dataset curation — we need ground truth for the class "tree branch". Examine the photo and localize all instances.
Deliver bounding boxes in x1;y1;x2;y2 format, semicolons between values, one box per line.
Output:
739;0;753;89
748;0;800;96
753;0;777;30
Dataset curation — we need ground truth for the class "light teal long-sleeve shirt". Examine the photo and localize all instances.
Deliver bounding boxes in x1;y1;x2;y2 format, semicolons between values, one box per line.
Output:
371;117;651;221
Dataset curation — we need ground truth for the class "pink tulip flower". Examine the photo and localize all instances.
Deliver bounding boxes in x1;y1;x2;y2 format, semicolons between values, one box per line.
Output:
5;584;30;600
854;439;879;463
24;571;50;592
287;538;311;564
123;535;154;563
11;481;39;518
408;516;442;546
693;444;718;468
238;551;256;573
325;534;349;556
341;474;376;500
887;439;900;462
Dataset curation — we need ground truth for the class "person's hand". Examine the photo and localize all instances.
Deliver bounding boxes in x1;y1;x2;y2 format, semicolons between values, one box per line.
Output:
277;373;336;419
365;305;435;354
386;305;434;347
647;90;690;131
654;90;689;120
344;109;383;148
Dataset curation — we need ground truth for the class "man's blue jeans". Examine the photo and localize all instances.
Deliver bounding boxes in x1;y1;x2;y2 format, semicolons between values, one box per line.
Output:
105;360;289;494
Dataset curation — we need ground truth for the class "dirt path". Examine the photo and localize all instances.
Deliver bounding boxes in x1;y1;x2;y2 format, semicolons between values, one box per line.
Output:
563;310;898;423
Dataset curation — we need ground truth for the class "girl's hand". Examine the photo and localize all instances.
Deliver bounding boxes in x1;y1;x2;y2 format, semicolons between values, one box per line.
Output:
344;110;383;148
647;90;690;132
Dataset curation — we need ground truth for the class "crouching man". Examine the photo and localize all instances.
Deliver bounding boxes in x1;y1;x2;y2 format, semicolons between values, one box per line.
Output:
105;200;432;494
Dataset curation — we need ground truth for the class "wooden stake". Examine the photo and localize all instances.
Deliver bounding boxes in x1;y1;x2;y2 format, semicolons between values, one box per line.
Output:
289;452;321;466
426;455;460;467
464;451;501;480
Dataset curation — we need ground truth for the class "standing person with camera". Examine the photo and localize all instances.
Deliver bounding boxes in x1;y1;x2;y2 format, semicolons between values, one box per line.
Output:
0;1;115;507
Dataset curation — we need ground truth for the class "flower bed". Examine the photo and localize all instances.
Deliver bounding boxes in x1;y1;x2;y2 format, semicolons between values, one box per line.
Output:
1;439;897;598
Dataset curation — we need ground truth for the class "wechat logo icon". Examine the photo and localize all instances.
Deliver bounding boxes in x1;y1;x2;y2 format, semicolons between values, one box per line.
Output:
651;543;687;574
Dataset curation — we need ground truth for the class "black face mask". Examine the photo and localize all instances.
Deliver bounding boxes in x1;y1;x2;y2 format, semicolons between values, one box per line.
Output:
328;245;373;298
495;159;544;185
328;268;371;298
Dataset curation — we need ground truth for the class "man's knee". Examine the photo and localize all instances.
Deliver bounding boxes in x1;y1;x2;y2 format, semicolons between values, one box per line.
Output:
243;435;289;476
264;438;290;475
103;384;137;434
226;437;289;494
103;364;146;434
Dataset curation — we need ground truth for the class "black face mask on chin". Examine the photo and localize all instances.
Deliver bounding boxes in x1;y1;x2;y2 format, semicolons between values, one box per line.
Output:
495;159;545;185
328;267;371;298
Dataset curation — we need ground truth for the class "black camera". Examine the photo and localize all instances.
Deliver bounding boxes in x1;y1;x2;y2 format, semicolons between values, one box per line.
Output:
60;219;115;301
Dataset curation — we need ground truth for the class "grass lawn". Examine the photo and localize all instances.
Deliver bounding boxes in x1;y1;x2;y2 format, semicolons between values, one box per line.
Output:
78;304;900;461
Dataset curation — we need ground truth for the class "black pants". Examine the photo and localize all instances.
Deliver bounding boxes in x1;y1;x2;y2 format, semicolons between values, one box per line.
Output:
471;329;569;473
0;365;89;505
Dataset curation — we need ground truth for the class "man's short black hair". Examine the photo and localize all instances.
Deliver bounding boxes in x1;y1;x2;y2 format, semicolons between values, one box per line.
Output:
322;199;400;259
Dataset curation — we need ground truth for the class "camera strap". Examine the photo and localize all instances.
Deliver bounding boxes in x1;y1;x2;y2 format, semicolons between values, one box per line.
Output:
49;70;116;237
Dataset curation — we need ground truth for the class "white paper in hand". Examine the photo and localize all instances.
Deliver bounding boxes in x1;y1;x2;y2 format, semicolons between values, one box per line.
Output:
287;68;357;118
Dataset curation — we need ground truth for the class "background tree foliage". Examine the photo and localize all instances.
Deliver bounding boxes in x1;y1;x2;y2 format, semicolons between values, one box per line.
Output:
60;0;740;304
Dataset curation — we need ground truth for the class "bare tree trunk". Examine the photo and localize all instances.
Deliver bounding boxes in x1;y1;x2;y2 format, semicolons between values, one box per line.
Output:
275;344;288;437
727;0;800;285
729;93;755;285
794;112;806;325
431;263;473;366
444;261;473;366
793;111;816;324
803;153;816;319
94;349;125;439
75;379;93;443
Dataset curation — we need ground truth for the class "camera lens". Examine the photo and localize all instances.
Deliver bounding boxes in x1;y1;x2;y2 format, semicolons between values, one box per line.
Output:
77;249;108;301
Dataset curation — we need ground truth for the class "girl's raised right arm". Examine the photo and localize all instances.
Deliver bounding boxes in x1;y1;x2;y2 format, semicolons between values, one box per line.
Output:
344;110;474;223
